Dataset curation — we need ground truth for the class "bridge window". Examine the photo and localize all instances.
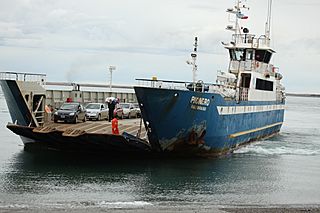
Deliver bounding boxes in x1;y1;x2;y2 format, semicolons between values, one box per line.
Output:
256;78;273;91
246;49;254;60
229;49;245;61
255;50;272;63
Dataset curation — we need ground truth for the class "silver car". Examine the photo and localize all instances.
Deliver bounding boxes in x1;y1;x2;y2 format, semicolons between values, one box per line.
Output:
132;103;141;117
120;103;138;118
85;103;108;121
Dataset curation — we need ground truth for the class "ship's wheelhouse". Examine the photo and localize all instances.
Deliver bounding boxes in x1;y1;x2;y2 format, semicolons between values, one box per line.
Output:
229;48;273;64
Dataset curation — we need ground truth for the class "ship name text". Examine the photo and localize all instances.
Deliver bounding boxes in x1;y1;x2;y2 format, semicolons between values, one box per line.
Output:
190;96;210;111
190;96;210;106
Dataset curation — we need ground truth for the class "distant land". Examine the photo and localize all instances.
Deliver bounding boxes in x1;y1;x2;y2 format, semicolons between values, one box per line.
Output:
286;93;320;98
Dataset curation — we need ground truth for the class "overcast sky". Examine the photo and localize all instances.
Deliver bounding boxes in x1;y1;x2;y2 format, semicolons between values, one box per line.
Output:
0;0;319;93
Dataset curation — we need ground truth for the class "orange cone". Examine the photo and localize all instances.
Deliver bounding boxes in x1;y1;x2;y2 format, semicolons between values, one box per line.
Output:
111;118;119;135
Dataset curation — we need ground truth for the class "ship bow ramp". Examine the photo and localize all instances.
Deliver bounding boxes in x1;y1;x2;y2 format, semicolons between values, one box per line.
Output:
0;80;37;126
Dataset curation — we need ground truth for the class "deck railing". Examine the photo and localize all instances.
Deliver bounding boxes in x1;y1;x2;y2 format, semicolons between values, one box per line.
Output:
240;87;249;101
136;78;189;90
232;34;270;47
0;71;46;85
136;78;218;92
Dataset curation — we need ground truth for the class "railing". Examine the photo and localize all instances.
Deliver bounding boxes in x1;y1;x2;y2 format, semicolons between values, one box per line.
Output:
136;78;239;99
29;96;45;127
229;60;277;78
136;78;188;90
239;87;249;101
232;34;270;47
0;71;46;86
136;78;217;92
33;111;45;126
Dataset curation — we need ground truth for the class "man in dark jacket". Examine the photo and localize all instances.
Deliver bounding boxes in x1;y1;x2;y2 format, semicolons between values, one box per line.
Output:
107;100;115;122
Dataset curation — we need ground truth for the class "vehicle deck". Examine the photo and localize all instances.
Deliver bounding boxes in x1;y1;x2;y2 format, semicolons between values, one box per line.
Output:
34;118;147;139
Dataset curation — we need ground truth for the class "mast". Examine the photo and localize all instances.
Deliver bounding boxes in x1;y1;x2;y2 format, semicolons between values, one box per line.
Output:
265;0;272;42
234;0;240;34
226;0;249;38
191;37;198;85
186;37;198;89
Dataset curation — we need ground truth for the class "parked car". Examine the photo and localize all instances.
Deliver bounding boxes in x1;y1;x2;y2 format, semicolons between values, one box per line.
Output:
114;103;124;119
85;103;108;121
132;103;141;117
120;103;138;118
54;102;86;123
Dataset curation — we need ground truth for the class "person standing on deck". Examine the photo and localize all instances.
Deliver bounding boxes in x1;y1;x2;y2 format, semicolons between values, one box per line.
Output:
106;97;115;122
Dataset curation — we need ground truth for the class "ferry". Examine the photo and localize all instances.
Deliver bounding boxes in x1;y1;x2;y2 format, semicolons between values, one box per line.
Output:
0;0;285;157
134;0;285;156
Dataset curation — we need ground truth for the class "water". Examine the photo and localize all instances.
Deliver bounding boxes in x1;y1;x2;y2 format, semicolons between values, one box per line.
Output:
0;95;320;211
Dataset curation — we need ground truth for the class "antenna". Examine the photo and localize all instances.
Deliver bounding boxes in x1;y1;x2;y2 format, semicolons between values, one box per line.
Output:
265;0;272;41
226;0;249;36
192;37;198;86
193;36;198;52
186;37;198;88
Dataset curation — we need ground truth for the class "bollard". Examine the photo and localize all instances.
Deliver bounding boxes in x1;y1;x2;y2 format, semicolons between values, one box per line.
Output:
111;118;119;135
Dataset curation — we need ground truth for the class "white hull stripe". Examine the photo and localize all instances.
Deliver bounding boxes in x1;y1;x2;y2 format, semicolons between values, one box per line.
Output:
229;122;283;138
217;104;285;115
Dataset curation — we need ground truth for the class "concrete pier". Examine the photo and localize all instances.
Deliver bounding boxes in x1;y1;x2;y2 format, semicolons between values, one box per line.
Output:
45;81;137;108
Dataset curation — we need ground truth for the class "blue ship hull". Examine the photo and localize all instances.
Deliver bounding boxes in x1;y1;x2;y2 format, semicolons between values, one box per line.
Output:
134;87;285;156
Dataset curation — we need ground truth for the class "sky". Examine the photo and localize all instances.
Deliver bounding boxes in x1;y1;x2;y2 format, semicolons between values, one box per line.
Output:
0;0;319;93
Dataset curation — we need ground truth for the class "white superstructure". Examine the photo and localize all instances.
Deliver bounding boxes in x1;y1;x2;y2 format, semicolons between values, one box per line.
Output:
212;0;285;103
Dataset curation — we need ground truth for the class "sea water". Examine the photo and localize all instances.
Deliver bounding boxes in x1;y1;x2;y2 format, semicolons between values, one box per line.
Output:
0;94;319;211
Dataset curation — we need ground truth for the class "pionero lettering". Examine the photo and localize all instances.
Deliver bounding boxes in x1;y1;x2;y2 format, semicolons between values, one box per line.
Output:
190;96;210;106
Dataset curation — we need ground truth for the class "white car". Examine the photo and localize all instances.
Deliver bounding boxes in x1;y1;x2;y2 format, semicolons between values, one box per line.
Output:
120;103;138;118
132;103;141;117
85;103;108;121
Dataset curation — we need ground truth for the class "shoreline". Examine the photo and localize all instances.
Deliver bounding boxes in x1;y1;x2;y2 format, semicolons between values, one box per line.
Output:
286;93;320;98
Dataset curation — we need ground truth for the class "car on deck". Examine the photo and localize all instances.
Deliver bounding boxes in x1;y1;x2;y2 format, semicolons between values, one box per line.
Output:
114;103;124;119
54;102;86;123
132;103;141;117
85;103;108;121
120;103;138;118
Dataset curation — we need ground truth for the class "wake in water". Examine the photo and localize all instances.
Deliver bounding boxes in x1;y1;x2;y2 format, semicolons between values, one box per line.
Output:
0;201;153;210
234;143;320;156
97;201;153;208
234;134;320;156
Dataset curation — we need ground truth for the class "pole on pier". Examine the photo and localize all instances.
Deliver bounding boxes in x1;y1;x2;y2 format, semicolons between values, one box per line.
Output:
109;66;116;92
